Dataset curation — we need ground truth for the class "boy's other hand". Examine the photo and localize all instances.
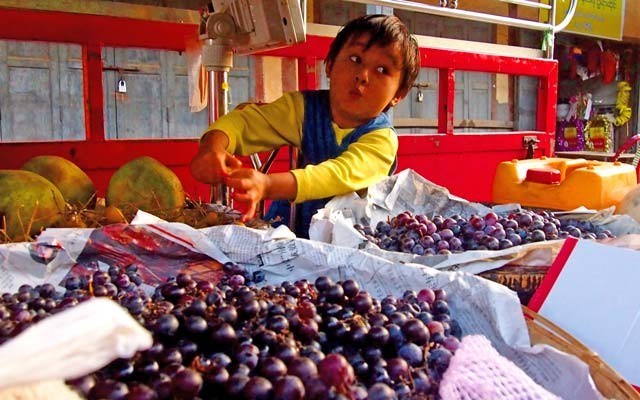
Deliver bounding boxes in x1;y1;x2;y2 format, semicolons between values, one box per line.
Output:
226;168;269;221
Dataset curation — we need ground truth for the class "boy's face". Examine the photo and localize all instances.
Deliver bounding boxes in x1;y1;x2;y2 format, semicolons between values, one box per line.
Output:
326;33;406;128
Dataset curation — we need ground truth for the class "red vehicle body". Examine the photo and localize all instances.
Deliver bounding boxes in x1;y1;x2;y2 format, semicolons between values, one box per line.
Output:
0;8;557;203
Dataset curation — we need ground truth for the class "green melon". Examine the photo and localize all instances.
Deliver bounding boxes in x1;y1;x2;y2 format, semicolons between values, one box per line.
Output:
22;155;96;208
106;156;185;217
0;170;65;240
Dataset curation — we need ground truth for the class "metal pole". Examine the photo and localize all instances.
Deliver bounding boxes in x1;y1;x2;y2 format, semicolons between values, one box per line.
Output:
346;0;577;33
288;146;299;233
207;70;216;125
214;70;229;117
207;68;232;207
207;70;223;205
249;153;264;218
214;70;231;207
545;0;557;59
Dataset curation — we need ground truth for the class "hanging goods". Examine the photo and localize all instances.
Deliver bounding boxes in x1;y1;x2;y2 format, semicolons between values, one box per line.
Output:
584;115;613;152
614;81;632;127
600;50;617;84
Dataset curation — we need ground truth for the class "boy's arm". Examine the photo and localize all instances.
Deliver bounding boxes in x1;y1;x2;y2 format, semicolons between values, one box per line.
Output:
191;91;304;186
211;92;304;155
291;128;398;202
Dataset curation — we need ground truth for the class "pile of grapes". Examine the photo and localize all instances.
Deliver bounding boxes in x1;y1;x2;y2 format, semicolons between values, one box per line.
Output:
0;265;462;399
355;210;615;256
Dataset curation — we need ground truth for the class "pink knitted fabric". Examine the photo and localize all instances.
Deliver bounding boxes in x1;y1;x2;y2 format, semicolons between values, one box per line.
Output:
439;335;561;400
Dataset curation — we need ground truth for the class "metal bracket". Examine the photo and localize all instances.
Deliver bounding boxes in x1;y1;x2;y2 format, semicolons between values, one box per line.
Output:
102;66;141;72
412;82;431;89
523;136;540;159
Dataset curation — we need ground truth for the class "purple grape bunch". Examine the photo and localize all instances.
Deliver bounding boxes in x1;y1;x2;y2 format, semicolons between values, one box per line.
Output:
0;267;463;399
355;209;615;256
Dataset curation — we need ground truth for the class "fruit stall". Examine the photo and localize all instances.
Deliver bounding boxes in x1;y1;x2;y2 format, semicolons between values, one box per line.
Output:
2;1;640;399
0;4;558;203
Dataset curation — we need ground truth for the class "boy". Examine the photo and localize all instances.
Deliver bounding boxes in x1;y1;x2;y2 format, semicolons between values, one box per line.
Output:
190;14;420;237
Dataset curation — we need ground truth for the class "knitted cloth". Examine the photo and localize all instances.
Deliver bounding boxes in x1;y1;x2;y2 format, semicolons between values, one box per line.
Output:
439;335;561;400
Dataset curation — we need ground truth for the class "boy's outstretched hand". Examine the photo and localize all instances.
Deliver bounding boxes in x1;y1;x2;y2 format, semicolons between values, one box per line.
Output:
190;131;242;184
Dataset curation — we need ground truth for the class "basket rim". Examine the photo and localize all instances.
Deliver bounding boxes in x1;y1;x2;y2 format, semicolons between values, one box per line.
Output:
523;305;640;400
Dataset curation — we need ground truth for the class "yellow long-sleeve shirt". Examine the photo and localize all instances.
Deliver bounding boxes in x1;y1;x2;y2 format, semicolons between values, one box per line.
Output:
209;91;398;203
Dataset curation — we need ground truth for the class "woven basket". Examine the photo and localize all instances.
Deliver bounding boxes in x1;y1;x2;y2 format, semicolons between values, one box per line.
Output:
523;306;639;400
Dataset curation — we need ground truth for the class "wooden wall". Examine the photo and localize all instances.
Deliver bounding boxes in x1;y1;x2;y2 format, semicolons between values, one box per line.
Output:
624;1;640;42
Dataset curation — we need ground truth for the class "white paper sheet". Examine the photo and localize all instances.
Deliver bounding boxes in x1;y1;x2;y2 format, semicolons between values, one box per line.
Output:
539;239;640;386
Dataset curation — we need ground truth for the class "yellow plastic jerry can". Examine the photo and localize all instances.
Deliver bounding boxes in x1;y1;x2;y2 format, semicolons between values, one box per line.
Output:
492;157;636;211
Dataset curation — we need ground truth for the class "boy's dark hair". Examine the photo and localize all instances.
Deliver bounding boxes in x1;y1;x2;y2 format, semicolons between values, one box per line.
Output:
326;14;420;97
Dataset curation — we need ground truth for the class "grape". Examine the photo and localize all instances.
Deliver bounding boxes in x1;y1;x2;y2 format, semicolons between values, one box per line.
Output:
318;353;355;388
314;276;333;292
398;343;425;367
259;356;288;382
394;382;411;398
242;376;273;400
436;240;450;251
88;379;129;400
530;229;546;242
153;314;179;337
342;279;360;298
287;356;318;382
0;266;469;400
225;374;249;397
516;212;533;227
385;357;410;383
229;274;245;288
359;209;617;259
506;232;522;246
491;228;506;241
419;235;435;249
412;369;432;394
498;239;513;250
425;221;437;235
428;347;453;376
483;236;500;250
439;228;454;241
273;375;305;400
484;212;498;226
401;319;429;346
411;244;425;255
126;383;157;400
417;288;435;304
305;377;330;400
442;335;461;352
351;292;373;314
267;315;289;333
211;322;237;348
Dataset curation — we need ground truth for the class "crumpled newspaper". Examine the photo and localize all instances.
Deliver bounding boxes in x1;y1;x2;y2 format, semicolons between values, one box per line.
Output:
0;298;153;390
320;169;492;231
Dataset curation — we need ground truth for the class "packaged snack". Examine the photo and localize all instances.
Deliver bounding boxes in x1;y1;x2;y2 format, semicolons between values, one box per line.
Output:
555;118;585;151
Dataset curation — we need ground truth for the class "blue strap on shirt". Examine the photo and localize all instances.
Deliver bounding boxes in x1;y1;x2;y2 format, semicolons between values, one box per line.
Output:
265;90;394;238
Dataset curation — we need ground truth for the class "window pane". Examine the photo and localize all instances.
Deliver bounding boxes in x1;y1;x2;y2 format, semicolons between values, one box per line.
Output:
102;47;253;139
0;40;85;142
